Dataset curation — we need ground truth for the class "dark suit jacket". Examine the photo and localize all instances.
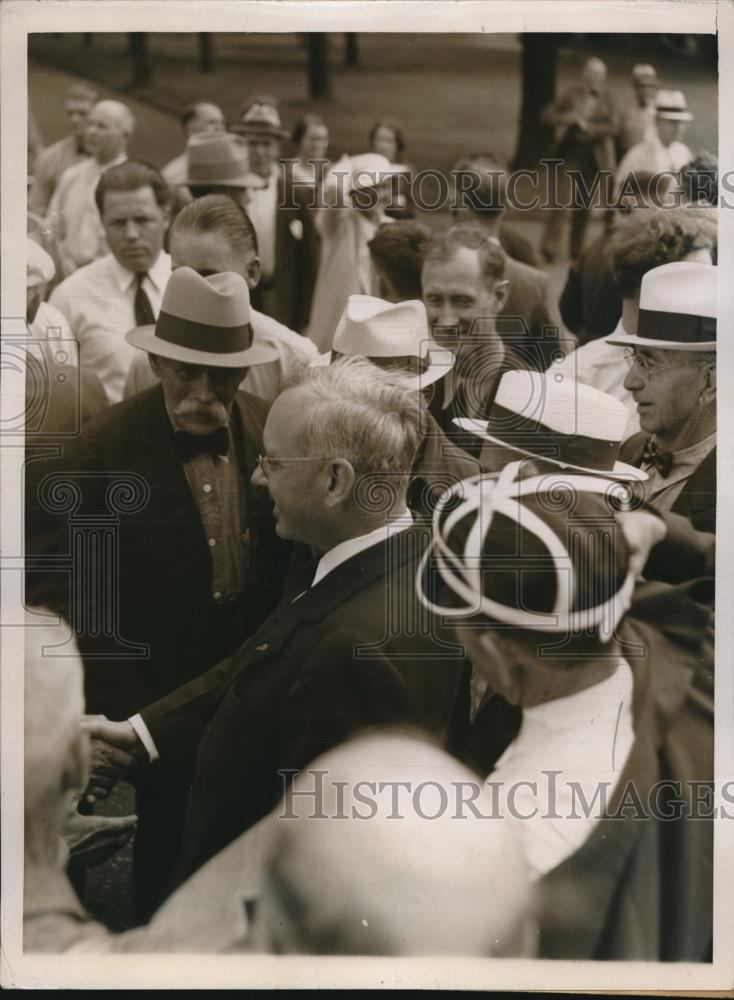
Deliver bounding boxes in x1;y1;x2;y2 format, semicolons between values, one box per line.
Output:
620;432;717;534
27;385;290;719
497;256;572;371
408;415;479;516
559;231;622;346
140;524;471;886
538;580;714;960
250;176;319;332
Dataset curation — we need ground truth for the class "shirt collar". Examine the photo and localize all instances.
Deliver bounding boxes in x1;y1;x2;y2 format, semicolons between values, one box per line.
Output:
109;250;170;295
311;511;413;588
519;657;633;733
657;429;716;469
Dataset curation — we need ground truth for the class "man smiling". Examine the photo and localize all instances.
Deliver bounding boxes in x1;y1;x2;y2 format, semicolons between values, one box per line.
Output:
610;261;716;532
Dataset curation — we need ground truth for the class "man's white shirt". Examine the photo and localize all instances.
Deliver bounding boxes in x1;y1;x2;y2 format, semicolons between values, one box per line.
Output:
246;166;279;280
490;658;635;881
50;250;171;405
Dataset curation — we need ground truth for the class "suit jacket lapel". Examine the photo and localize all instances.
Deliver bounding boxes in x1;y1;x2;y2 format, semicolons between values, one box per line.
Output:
671;446;716;522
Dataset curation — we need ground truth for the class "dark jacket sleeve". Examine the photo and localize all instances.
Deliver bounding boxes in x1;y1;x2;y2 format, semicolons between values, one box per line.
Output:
559;263;584;336
644;511;715;585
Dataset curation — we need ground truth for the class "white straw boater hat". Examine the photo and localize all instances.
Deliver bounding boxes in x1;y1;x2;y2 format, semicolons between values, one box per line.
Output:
416;461;637;641
311;295;454;389
606;261;716;352
453;369;648;481
126;267;278;367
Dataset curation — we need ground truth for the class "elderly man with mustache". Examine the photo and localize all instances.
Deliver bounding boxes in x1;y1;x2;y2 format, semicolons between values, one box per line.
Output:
30;266;291;920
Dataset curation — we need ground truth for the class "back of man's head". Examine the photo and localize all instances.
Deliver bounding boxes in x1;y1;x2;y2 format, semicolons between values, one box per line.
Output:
452;153;508;221
367;220;431;302
254;731;535;956
170;193;259;262
279;356;425;500
90;99;135;137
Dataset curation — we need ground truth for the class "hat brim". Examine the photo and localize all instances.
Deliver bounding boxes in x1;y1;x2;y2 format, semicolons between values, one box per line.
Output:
605;330;716;351
656;111;694;122
231;122;290;140
453;418;649;483
309;346;454;390
126;325;279;368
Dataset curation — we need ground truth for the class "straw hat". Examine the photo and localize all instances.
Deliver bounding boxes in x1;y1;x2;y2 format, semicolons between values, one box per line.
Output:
311;295;454;390
606;261;716;351
453;369;648;481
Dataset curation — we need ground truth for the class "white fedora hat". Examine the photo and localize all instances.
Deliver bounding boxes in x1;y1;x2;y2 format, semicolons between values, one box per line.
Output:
607;261;716;351
126;267;278;368
311;295;454;389
453;369;648;481
184;133;266;190
654;89;694;121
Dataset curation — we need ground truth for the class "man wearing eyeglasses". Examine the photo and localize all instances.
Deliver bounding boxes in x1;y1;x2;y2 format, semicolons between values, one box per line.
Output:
82;357;470;916
609;260;716;533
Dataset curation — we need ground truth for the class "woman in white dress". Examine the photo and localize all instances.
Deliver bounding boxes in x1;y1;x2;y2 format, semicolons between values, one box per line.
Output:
307;153;407;352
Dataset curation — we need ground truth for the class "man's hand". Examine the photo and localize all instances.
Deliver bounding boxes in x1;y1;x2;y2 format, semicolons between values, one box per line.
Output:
81;716;147;804
616;507;668;580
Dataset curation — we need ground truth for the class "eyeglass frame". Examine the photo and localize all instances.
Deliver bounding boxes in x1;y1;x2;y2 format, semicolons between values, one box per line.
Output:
256;453;335;477
622;348;702;381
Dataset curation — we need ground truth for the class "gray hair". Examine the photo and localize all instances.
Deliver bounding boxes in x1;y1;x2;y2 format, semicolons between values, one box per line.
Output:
279;357;424;500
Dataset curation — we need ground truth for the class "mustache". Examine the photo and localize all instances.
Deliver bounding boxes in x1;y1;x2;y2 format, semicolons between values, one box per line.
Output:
174;399;229;422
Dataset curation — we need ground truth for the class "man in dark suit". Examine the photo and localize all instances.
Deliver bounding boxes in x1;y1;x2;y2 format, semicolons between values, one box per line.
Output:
83;357;470;911
28;267;290;918
232;96;319;332
609;260;717;534
418;462;713;961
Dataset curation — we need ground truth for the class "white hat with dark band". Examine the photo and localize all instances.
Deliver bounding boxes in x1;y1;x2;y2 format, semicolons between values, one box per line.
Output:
126;267;278;367
454;369;647;481
606;261;716;351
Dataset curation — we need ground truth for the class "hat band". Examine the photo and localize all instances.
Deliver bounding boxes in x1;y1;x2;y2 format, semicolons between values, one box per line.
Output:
188;160;250;185
487;402;620;471
656;105;688;114
331;348;427;376
636;308;716;344
155;310;253;355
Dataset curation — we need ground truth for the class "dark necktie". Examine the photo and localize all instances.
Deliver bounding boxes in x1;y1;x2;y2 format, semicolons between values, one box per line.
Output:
134;273;156;327
174;426;229;461
641;438;673;478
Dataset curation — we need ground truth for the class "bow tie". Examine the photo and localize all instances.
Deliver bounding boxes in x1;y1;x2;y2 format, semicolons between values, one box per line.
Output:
174;426;229;461
641;438;673;478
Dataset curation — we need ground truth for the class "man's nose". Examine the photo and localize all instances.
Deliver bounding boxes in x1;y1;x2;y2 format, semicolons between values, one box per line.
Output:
191;373;217;401
123;219;141;240
623;366;644;392
251;462;267;488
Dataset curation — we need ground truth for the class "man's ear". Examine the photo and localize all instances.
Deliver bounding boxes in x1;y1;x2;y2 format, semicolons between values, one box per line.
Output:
245;255;263;291
324;458;356;509
493;278;510;315
701;362;717;404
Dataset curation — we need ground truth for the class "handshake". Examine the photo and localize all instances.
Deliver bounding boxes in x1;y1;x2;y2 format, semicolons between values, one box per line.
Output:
81;715;149;804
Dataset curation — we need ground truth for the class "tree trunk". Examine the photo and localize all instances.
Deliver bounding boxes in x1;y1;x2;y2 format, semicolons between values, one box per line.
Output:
307;33;331;99
199;33;214;72
512;34;557;170
128;33;152;86
345;33;359;67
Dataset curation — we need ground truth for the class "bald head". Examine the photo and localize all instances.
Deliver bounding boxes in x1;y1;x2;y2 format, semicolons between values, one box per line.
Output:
252;732;535;956
85;100;135;164
583;57;607;92
25;612;89;863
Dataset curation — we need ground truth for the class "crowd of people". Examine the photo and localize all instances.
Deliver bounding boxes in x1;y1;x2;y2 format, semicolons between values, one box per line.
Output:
22;52;717;962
